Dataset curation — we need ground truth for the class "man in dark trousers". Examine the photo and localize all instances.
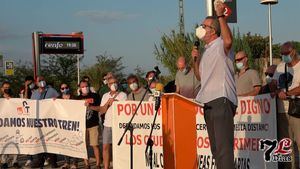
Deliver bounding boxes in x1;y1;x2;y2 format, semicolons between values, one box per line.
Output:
77;80;101;169
192;2;237;169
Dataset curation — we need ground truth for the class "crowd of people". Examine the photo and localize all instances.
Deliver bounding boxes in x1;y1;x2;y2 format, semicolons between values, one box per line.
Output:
1;42;299;169
1;1;300;169
0;69;162;169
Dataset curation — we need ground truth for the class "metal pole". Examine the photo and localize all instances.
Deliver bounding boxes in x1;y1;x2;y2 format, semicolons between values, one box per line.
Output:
33;32;41;78
77;54;80;85
206;0;213;16
268;4;273;65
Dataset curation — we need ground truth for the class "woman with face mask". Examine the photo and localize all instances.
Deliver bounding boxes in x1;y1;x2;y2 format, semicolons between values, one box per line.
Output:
0;81;19;168
0;81;13;98
19;75;35;99
59;86;78;169
59;83;70;98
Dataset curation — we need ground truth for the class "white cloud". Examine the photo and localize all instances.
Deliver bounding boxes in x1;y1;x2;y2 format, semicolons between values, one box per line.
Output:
75;10;139;24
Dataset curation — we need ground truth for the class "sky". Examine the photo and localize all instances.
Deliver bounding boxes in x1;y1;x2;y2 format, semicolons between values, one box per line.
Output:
0;0;299;75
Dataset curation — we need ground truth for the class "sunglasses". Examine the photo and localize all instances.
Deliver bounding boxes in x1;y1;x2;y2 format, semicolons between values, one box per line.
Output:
235;57;245;62
265;72;274;77
61;87;68;90
200;24;214;29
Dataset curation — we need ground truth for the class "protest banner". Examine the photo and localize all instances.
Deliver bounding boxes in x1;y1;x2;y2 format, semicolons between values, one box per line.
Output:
197;94;278;169
112;94;277;169
0;98;87;159
112;101;163;169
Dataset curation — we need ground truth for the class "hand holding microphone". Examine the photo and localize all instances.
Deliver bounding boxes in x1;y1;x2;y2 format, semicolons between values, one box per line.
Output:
192;41;200;63
154;83;164;111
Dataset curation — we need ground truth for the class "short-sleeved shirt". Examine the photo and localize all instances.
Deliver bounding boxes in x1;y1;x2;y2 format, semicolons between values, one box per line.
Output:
100;91;127;127
31;87;59;100
274;61;300;113
195;37;237;105
235;69;262;96
76;92;100;128
175;68;201;98
98;85;110;101
127;87;150;101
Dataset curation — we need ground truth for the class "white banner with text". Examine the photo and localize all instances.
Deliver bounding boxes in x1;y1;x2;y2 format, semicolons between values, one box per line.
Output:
112;94;277;169
0;98;87;159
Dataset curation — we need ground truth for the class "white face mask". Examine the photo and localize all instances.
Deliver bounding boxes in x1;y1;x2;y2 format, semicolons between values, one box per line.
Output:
81;87;89;94
129;83;138;91
110;83;118;92
103;79;108;85
148;77;153;82
38;81;46;88
150;88;156;94
196;26;206;40
266;75;273;84
29;83;35;90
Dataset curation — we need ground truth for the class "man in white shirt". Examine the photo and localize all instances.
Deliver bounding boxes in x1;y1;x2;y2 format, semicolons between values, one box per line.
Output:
273;41;300;169
192;2;237;169
98;77;127;169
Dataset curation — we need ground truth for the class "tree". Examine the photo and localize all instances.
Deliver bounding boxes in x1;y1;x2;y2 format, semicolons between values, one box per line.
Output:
232;30;255;69
81;52;125;90
154;30;202;77
291;41;300;53
133;65;146;85
0;60;33;97
41;54;79;90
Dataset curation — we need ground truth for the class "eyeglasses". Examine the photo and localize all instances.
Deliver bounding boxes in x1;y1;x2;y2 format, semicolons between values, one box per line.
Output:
265;72;274;77
200;24;214;29
61;87;68;90
235;57;245;62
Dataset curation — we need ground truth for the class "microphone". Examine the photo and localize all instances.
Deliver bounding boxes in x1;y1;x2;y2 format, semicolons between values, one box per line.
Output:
193;40;200;62
154;83;164;111
154;66;161;78
194;40;200;50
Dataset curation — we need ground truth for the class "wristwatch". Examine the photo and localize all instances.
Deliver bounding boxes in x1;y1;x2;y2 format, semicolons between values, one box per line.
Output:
217;14;225;19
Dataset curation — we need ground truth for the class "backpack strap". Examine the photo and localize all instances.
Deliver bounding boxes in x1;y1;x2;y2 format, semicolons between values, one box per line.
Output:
285;63;289;92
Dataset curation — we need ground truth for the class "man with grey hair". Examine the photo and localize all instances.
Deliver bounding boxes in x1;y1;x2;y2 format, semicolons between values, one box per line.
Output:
273;41;300;169
192;2;236;169
175;56;200;98
235;51;262;96
30;76;59;168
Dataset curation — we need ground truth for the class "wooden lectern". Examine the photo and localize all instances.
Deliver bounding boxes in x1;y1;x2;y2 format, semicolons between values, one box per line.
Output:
161;93;202;169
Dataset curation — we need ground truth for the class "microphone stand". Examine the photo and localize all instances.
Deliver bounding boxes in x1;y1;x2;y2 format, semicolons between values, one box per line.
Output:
117;68;160;169
145;94;161;169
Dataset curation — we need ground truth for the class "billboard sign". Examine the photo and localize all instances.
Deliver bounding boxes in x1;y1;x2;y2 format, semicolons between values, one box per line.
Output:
4;60;14;76
213;0;237;23
39;34;84;54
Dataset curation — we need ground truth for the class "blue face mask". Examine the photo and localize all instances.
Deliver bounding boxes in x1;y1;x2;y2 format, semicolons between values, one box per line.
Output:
62;88;70;94
282;55;292;63
236;62;244;70
121;83;128;90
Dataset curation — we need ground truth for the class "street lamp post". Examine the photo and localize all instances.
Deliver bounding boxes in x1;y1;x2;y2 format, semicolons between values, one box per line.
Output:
260;0;278;66
206;0;213;16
